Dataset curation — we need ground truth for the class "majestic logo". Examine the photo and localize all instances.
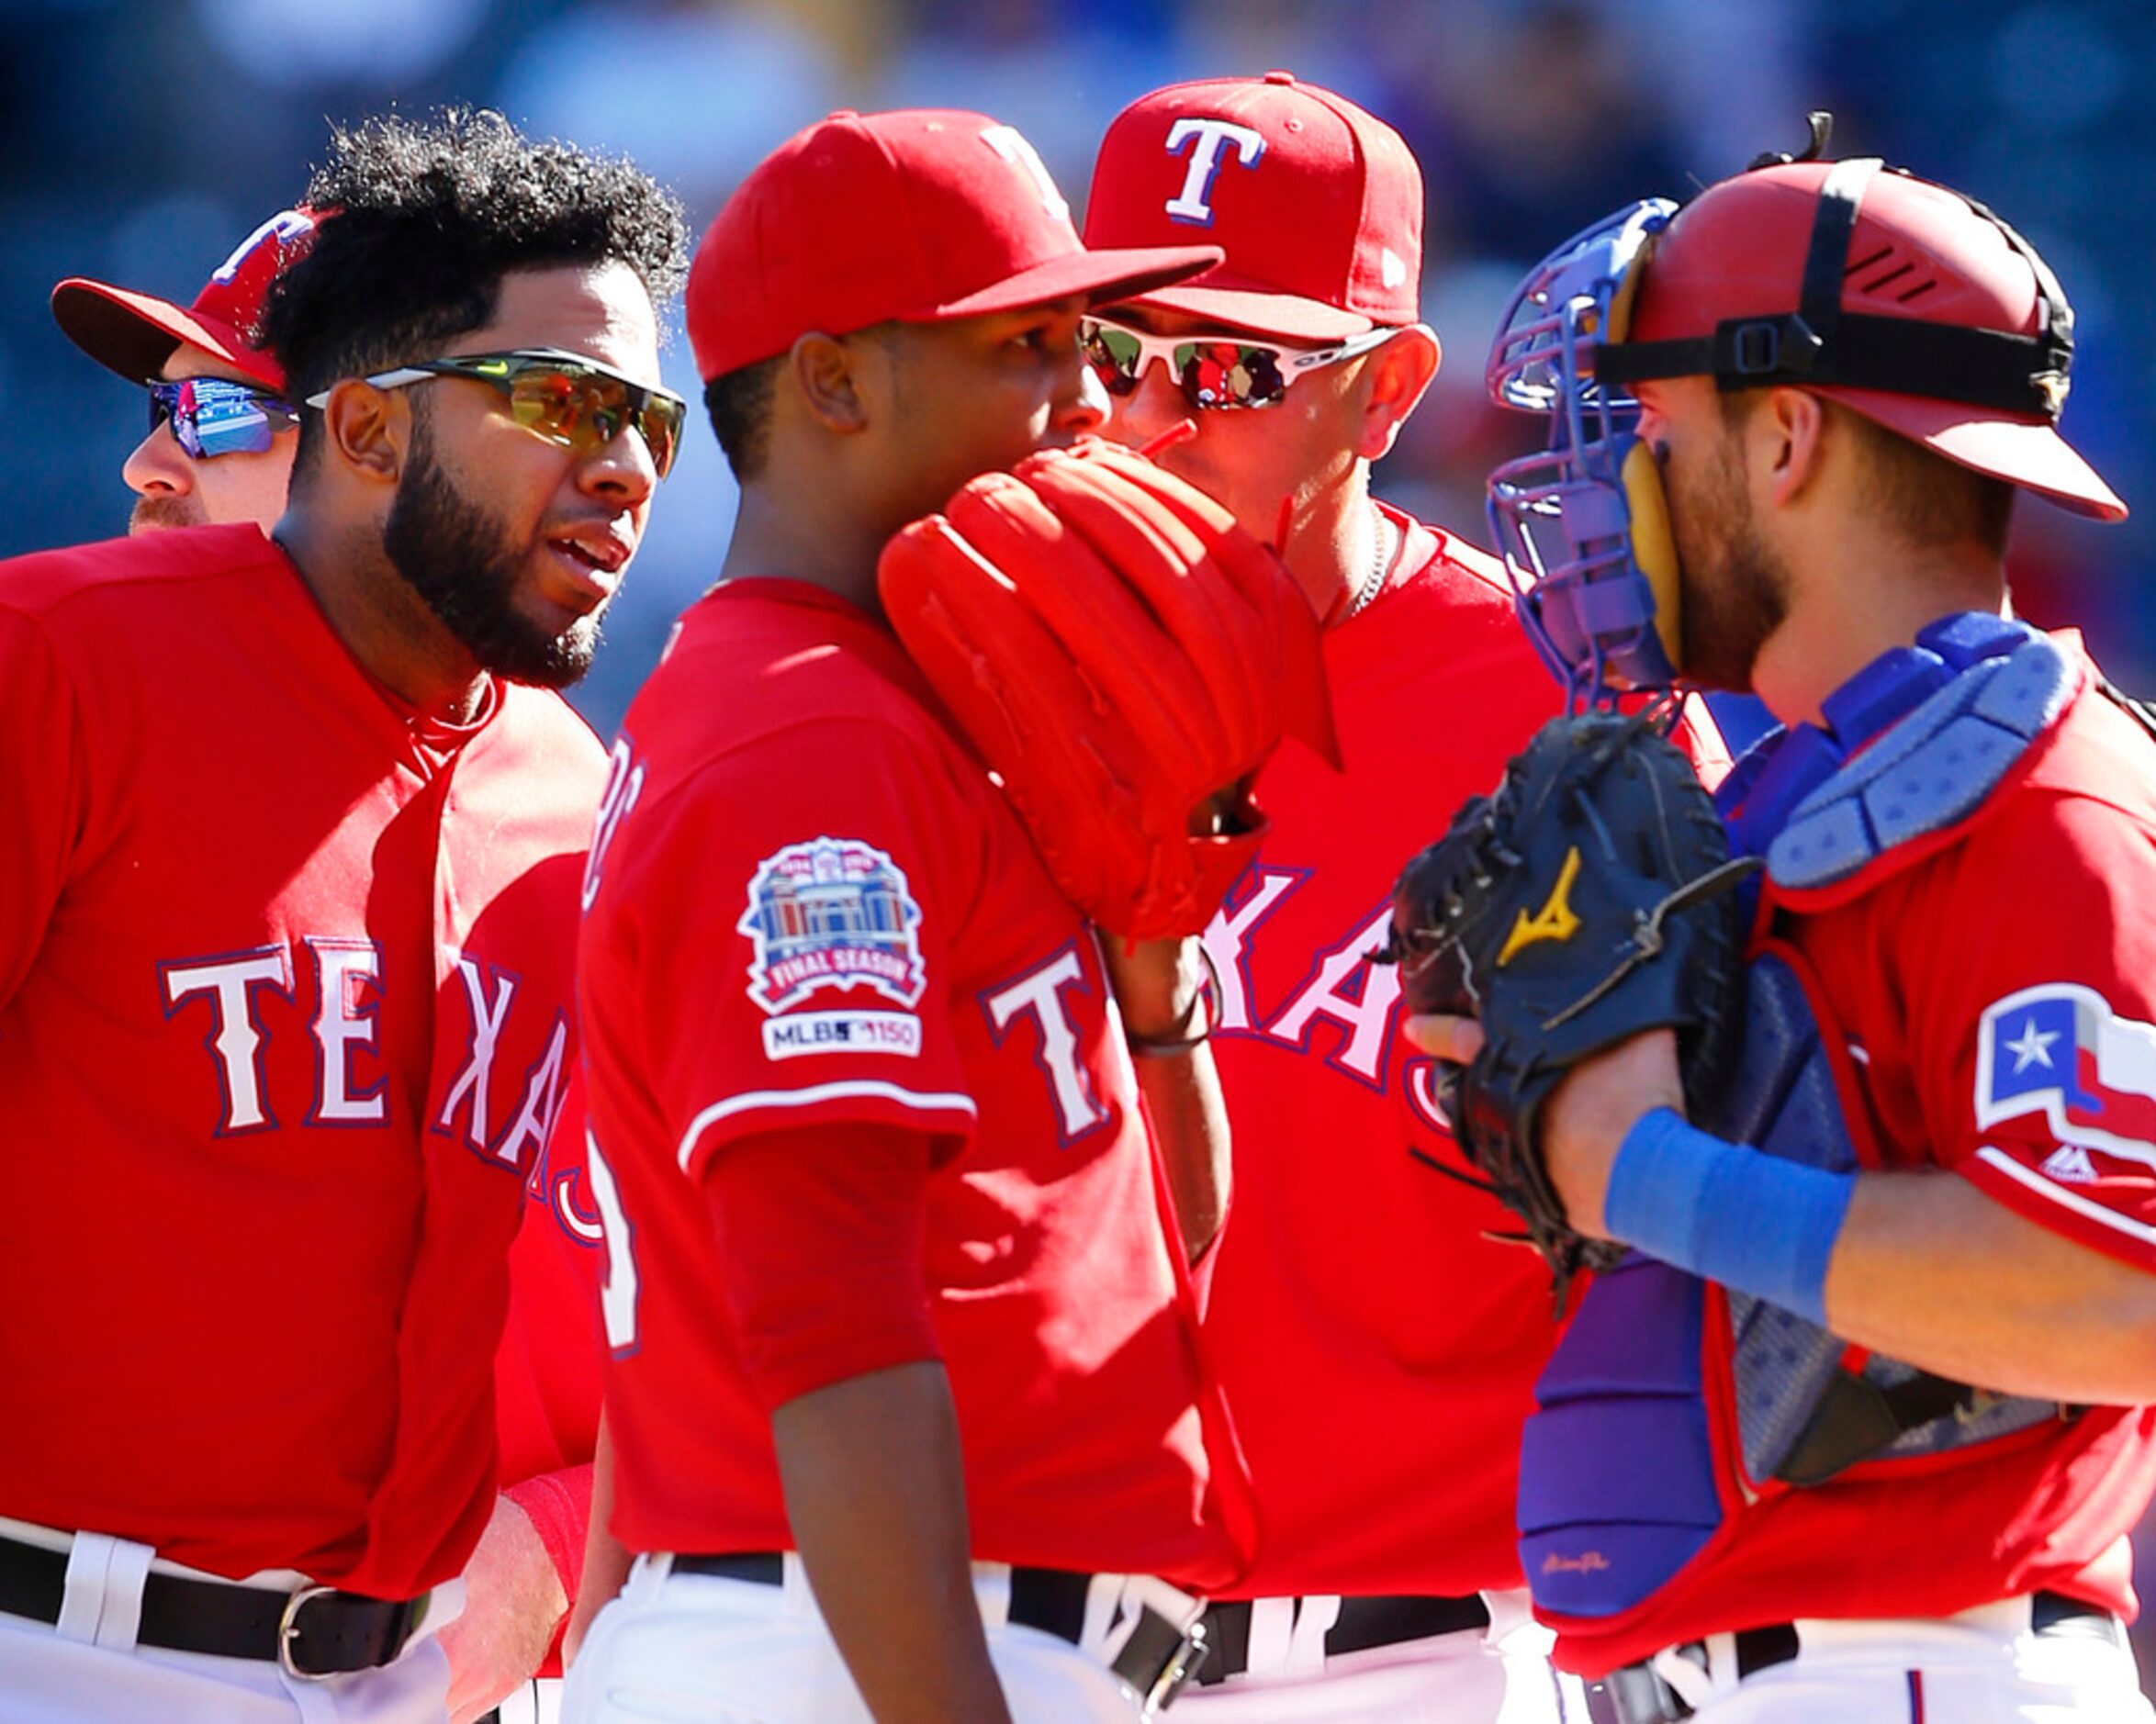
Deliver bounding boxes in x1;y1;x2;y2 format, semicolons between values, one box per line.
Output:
1498;845;1583;967
739;836;926;1015
1975;982;2156;1168
2039;1143;2101;1184
1162;118;1264;225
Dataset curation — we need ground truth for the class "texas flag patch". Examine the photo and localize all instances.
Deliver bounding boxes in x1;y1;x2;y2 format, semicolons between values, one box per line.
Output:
1975;983;2156;1169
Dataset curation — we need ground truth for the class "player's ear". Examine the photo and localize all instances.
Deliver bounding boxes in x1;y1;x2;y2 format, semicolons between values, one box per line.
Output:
791;330;872;436
1758;386;1829;510
311;380;409;487
1353;324;1440;461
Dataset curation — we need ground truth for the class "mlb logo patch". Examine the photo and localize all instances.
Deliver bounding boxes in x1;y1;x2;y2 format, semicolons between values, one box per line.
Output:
1975;982;2156;1169
739;836;926;1015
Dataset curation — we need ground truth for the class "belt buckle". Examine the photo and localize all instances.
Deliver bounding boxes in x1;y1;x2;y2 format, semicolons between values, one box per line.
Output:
1142;1617;1209;1715
277;1584;339;1681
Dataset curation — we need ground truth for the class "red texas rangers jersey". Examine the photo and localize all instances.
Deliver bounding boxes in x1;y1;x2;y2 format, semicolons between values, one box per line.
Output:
0;525;604;1599
494;1070;605;1674
578;577;1256;1591
1551;633;2156;1674
1197;507;1726;1597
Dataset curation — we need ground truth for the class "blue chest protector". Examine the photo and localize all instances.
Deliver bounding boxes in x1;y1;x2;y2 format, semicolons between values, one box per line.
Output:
1518;613;2079;1621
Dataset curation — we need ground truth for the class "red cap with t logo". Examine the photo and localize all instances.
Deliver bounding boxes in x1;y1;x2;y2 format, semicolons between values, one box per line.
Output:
689;108;1223;382
1084;72;1422;341
51;207;325;393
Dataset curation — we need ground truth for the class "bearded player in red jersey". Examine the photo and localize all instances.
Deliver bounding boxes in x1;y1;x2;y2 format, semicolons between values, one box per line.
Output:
565;107;1263;1722
0;111;688;1723
1413;140;2156;1718
53;207;630;1724
1082;74;1724;1721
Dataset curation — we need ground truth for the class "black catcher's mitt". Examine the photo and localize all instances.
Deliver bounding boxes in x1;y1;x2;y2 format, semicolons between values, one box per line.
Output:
1377;705;1753;1304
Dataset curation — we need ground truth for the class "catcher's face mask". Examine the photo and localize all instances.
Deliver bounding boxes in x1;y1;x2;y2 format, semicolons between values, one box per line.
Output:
1487;148;2122;710
1484;197;1681;709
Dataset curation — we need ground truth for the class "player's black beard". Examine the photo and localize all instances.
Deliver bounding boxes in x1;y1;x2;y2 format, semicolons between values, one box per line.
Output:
382;424;602;689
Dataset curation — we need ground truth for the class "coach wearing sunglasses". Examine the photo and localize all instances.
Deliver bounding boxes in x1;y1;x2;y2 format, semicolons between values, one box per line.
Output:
52;207;318;535
1082;73;1727;1724
0;110;687;1724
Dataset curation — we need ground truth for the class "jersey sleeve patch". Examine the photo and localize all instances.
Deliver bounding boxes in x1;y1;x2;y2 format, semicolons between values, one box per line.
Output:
1967;982;2156;1265
1975;982;2156;1170
737;836;927;1014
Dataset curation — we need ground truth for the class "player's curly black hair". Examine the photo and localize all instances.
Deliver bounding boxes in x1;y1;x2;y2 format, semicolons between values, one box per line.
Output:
264;108;689;469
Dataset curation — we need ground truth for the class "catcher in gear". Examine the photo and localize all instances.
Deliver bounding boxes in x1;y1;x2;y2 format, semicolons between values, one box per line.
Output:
1404;123;2156;1721
1380;700;1751;1307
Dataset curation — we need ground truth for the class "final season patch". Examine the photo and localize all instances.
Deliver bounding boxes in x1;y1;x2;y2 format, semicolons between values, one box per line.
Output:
1976;982;2156;1168
739;836;926;1015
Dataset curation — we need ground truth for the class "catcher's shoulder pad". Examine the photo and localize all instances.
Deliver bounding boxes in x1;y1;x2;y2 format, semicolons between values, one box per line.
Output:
1767;633;2072;890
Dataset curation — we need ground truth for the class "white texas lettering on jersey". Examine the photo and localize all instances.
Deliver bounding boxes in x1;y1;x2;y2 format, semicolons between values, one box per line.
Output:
1202;868;1305;1031
305;937;386;1125
1203;875;1405;1090
982;944;1109;1141
582;735;646;912
436;957;519;1152
1265;906;1403;1083
161;945;296;1133
487;1011;572;1173
1163;117;1265;224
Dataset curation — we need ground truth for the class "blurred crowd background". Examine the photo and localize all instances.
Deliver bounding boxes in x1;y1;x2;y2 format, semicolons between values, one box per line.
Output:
3;0;2153;1679
5;0;2153;735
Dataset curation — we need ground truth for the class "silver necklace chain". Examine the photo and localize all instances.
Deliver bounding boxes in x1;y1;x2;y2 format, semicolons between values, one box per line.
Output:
1343;505;1394;622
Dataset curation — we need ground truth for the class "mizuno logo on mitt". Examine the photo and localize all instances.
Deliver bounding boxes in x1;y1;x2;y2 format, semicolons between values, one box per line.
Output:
1498;845;1583;967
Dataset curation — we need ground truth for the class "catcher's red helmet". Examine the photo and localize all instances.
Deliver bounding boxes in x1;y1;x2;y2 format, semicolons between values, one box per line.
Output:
1605;161;2125;521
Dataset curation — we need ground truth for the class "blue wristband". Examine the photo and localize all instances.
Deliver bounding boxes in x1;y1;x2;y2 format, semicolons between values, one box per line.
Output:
1601;1107;1854;1326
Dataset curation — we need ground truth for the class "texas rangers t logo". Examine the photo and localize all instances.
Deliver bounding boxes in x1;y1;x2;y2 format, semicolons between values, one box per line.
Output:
1163;118;1264;225
738;836;927;1014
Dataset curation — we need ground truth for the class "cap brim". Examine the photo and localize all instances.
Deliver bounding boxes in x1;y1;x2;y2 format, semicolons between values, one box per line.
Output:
927;243;1224;321
1824;385;2128;523
51;278;286;392
1107;280;1377;342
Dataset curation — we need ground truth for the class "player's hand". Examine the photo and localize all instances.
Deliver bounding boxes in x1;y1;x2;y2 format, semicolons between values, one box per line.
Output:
439;1493;569;1724
1402;1016;1685;1241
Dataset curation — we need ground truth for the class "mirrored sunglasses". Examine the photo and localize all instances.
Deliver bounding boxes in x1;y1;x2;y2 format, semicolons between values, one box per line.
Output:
309;349;687;479
1080;318;1400;410
147;376;299;460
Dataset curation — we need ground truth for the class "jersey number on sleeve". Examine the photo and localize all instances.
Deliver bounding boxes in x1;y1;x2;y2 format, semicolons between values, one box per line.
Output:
584;1129;642;1354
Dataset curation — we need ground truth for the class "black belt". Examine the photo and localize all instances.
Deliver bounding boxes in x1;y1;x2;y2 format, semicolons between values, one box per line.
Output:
1599;1591;2119;1724
0;1532;428;1679
675;1552;1208;1709
1194;1591;1490;1685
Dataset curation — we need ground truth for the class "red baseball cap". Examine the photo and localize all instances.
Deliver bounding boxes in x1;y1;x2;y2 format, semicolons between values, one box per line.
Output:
689;108;1223;381
1623;162;2125;521
1084;72;1421;342
51;207;323;394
